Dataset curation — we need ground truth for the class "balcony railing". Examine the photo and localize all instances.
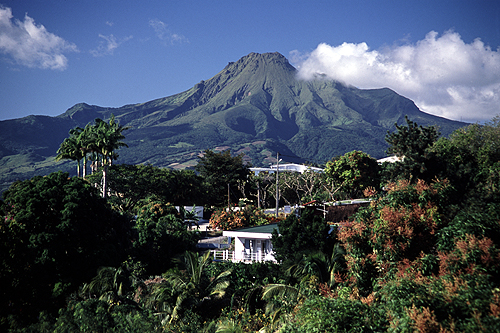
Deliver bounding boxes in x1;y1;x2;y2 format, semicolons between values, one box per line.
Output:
211;250;235;261
211;250;276;263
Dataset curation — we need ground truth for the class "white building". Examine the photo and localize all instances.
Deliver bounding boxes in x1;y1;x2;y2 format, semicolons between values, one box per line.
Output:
211;224;279;263
377;155;403;164
250;163;323;175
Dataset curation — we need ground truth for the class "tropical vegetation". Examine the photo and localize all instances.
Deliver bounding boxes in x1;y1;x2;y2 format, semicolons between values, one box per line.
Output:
2;116;500;332
55;115;128;197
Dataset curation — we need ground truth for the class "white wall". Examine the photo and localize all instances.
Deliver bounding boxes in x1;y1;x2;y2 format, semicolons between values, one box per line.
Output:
224;230;275;262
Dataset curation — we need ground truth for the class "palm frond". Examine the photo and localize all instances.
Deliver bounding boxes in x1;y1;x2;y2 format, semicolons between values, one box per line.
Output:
216;319;243;333
261;284;299;301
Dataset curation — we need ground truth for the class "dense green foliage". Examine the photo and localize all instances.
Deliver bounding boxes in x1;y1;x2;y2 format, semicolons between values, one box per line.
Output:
0;172;197;331
432;117;500;204
385;115;440;182
0;172;130;325
87;164;204;212
271;209;334;265
325;150;381;199
196;149;251;206
132;200;199;275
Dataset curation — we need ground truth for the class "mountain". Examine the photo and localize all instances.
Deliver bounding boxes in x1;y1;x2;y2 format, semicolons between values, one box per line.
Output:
0;52;466;193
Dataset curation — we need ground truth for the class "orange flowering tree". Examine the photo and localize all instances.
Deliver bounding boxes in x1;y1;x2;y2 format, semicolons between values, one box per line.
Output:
337;178;451;293
326;177;500;332
209;205;269;230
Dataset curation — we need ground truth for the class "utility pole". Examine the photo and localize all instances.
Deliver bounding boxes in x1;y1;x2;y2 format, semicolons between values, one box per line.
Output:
227;183;230;209
257;180;261;209
276;152;279;218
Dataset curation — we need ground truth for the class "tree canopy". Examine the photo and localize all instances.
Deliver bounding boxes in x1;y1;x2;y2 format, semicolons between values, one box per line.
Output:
195;149;251;206
324;150;380;200
56;115;129;197
132;200;199;274
432;117;500;204
87;164;204;213
385;116;440;181
271;209;333;266
6;116;500;332
0;171;130;322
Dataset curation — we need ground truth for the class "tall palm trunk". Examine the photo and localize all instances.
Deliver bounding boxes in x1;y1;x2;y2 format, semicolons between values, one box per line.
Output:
76;159;81;178
102;160;108;198
82;155;87;178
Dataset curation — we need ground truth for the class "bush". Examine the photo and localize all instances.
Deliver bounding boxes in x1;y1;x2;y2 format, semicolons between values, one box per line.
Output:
133;200;199;275
294;295;387;332
209;205;268;230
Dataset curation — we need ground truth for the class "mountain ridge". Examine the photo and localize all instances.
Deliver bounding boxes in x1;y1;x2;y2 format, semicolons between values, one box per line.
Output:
0;51;467;193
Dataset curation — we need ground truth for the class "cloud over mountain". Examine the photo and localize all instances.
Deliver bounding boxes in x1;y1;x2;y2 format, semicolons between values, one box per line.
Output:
293;31;500;123
0;5;78;70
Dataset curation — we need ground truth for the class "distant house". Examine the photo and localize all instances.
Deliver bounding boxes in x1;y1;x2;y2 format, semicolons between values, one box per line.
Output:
297;199;371;223
377;155;403;164
326;200;371;223
209;200;369;263
250;163;323;175
212;224;279;263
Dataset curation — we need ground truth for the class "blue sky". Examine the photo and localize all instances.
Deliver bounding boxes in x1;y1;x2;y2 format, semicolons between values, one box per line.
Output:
0;1;499;123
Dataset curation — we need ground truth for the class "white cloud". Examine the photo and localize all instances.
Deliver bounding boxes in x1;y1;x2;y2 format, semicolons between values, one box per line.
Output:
0;5;78;70
292;31;500;123
149;18;188;44
90;34;133;57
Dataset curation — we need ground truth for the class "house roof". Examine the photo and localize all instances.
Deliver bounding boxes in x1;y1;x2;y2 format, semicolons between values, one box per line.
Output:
227;223;279;234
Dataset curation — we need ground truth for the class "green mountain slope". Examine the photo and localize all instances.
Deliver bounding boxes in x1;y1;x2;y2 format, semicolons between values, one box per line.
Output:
0;52;466;193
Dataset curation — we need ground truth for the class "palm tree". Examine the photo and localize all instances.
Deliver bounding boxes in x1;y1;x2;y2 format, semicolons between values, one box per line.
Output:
182;205;200;230
56;127;85;177
78;123;95;178
91;115;129;197
81;266;129;302
56;116;128;188
261;283;303;332
154;251;231;324
287;244;345;288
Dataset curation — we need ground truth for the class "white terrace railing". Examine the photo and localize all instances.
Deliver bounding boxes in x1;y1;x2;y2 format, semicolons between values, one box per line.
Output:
211;250;235;261
211;250;276;263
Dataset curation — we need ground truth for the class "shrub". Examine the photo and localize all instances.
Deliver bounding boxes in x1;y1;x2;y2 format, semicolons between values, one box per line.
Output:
209;205;268;230
294;295;387;332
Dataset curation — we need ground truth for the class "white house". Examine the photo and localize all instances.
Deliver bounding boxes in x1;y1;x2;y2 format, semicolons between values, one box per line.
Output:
211;224;279;263
377;155;403;164
250;163;323;175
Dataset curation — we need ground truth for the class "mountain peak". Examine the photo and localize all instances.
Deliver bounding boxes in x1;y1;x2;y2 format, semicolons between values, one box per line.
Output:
0;52;468;194
242;51;288;62
223;52;295;74
229;51;287;63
